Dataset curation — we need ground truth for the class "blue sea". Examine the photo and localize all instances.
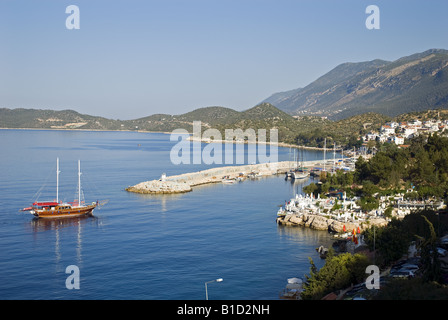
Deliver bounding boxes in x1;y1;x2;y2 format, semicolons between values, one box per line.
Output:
0;129;335;300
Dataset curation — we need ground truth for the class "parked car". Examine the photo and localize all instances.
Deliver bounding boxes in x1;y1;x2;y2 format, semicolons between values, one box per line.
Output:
390;270;415;278
399;263;419;271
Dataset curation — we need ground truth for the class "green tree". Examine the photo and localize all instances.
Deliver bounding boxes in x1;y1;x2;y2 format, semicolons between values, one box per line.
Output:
363;210;448;268
343;171;354;187
302;253;370;300
368;152;393;185
357;196;379;212
303;183;318;197
376;224;410;265
354;156;370;183
410;148;435;185
361;180;378;197
417;215;441;282
363;221;410;266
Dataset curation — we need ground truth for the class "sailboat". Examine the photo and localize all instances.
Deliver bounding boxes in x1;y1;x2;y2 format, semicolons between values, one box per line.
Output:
22;158;98;219
291;148;309;180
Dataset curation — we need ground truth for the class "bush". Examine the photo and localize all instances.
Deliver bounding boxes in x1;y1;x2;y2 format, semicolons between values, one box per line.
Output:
302;251;370;300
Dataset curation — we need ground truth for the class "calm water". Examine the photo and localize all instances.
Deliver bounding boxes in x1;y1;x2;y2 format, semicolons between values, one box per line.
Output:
0;129;335;300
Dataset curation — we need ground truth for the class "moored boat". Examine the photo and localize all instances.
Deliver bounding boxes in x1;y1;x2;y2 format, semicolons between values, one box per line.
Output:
291;170;309;180
22;158;99;219
27;201;97;219
222;176;236;184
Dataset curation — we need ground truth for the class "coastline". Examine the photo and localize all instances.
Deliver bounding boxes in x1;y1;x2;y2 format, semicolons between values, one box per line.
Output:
276;211;388;233
186;135;331;151
0;127;331;151
0;127;175;134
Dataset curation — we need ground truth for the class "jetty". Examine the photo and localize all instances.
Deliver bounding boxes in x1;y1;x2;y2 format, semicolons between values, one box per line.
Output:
125;160;334;194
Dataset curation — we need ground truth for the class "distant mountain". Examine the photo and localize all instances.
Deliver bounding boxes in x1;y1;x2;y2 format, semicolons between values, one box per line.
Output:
5;104;447;149
262;49;448;120
0;103;294;133
0;108;123;130
240;103;295;121
173;106;241;126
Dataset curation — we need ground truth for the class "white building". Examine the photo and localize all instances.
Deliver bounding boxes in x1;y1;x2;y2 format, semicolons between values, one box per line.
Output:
403;126;418;139
380;125;395;135
389;121;399;129
393;135;404;145
365;132;378;141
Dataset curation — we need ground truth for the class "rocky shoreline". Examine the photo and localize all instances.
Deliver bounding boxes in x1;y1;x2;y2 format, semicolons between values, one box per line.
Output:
125;180;194;194
276;212;388;233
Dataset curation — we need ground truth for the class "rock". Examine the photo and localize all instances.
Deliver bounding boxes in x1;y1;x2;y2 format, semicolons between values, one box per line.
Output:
126;180;192;194
328;220;358;233
287;213;303;225
277;210;391;238
366;218;388;228
301;214;330;231
316;245;329;258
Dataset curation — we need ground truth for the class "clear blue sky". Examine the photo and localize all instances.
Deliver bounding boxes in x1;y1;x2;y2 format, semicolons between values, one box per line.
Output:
1;0;447;120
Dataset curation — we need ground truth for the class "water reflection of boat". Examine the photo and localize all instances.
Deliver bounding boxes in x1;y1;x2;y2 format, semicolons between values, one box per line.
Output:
30;215;96;232
28;214;99;268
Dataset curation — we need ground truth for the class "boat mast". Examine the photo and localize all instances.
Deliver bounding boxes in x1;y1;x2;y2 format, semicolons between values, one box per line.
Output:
323;138;326;172
78;160;81;206
56;157;60;203
333;142;336;172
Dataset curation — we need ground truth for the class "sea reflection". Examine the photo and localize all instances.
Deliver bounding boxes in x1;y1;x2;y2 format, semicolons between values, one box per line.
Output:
29;215;98;233
277;224;334;247
28;216;101;268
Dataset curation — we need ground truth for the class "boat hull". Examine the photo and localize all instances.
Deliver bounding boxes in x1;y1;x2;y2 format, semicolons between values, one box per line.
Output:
31;204;96;219
292;172;309;179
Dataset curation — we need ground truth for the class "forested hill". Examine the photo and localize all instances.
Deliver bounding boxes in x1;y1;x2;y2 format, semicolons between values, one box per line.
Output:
2;105;448;148
0;103;294;132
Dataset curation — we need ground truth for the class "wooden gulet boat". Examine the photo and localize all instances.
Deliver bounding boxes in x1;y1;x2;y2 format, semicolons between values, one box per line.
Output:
22;158;98;219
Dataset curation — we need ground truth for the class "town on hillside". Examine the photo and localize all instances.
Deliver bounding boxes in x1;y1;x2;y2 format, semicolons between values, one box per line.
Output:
363;118;448;147
278;112;448;299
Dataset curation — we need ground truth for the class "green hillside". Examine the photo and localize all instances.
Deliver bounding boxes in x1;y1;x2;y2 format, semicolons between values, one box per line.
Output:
2;105;446;148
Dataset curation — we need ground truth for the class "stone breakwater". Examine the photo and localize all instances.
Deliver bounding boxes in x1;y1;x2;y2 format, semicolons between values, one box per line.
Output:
125;161;314;194
126;180;193;194
276;212;388;233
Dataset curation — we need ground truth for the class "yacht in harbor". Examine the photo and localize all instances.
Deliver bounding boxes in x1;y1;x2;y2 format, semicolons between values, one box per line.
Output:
291;170;309;180
288;148;310;180
21;158;99;219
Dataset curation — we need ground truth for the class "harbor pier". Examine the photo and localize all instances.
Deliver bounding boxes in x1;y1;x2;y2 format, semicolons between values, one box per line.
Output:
125;160;328;194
